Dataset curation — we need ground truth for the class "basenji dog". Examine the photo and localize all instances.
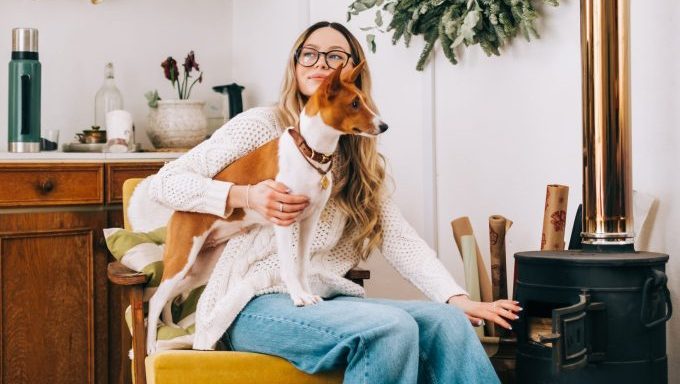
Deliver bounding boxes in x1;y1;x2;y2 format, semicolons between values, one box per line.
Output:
146;61;388;354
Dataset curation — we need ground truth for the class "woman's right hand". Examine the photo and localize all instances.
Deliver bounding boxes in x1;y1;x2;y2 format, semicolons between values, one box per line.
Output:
447;295;521;330
247;180;309;226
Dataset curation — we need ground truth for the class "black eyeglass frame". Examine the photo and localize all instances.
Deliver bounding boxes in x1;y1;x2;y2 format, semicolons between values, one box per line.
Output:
294;46;354;69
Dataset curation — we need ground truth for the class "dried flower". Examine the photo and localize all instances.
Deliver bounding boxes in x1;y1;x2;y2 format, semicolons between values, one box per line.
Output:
161;57;178;82
160;51;203;100
183;51;200;73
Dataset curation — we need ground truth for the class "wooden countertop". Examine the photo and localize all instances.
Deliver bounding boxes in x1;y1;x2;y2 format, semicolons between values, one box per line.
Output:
0;151;183;162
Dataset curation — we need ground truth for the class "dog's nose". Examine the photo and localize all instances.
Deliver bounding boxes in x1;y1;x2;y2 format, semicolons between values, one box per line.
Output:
379;122;388;133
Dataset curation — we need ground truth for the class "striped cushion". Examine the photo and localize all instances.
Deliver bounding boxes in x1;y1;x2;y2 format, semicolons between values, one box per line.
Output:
104;227;203;351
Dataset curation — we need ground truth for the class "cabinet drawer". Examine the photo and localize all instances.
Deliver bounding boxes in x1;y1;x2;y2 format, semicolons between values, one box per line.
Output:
106;162;164;203
0;163;104;207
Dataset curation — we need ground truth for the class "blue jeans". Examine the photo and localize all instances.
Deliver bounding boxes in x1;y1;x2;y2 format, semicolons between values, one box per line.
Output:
222;294;499;384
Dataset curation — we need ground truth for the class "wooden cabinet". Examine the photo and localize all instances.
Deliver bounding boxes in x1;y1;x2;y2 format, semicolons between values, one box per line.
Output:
0;161;165;384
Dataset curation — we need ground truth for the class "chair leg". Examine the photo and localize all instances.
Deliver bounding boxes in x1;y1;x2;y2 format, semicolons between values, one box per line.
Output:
121;288;132;384
129;286;147;384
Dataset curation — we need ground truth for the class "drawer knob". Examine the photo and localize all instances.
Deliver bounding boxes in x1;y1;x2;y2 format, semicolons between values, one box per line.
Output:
38;179;54;193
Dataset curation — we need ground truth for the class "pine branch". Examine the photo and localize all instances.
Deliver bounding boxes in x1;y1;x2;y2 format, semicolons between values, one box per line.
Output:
348;0;560;70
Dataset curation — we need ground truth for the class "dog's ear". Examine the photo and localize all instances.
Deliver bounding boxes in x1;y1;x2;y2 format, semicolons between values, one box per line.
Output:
347;61;365;83
325;65;344;100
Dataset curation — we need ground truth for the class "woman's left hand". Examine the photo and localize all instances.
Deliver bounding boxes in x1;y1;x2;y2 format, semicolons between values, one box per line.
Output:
447;295;521;330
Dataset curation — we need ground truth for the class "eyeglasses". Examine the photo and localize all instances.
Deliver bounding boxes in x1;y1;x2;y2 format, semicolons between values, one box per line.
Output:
295;46;352;70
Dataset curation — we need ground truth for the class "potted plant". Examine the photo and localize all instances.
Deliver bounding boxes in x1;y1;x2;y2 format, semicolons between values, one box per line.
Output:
146;51;208;150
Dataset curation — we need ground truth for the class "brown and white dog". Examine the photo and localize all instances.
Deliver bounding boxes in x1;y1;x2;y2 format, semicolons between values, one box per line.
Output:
146;62;388;354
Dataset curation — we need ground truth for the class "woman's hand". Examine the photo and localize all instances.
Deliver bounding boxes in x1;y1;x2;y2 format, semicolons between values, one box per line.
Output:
447;295;521;330
245;180;309;226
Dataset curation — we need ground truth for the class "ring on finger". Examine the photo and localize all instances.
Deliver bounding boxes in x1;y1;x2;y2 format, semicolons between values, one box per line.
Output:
279;202;284;212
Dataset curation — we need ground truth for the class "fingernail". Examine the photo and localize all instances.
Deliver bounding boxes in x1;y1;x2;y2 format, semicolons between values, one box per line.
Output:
519;307;524;311
478;320;484;326
514;315;520;320
514;301;520;304
508;326;513;330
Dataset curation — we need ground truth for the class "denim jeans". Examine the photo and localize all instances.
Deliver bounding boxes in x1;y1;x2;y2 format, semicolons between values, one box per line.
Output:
222;294;499;384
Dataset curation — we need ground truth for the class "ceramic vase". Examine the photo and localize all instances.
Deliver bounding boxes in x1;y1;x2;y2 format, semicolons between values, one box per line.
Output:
147;100;208;149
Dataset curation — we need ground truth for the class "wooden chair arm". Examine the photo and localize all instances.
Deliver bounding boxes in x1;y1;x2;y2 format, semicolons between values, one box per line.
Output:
345;268;370;286
107;262;149;286
107;262;148;384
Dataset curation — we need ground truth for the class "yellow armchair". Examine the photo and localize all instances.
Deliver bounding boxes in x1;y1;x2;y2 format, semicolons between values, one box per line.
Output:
108;178;369;384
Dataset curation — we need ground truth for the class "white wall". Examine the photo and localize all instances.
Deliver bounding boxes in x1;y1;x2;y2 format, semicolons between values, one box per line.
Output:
434;2;582;291
231;0;309;109
233;0;680;378
0;0;232;150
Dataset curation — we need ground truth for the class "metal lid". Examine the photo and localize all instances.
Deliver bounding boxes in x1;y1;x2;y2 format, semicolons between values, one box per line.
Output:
514;250;669;266
12;28;38;52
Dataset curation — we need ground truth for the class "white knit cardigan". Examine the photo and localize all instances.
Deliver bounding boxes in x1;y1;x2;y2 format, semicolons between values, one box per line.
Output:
148;106;466;350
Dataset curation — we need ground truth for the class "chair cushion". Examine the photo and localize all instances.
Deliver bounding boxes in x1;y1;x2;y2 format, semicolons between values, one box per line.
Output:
104;226;202;350
146;351;343;384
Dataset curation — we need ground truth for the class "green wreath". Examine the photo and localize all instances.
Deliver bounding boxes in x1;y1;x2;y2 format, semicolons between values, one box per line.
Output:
348;0;560;71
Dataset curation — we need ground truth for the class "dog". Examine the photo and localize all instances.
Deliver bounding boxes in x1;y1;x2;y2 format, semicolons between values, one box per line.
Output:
146;61;388;354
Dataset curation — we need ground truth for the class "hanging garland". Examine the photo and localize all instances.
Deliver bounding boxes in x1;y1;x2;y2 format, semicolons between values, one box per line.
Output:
347;0;560;71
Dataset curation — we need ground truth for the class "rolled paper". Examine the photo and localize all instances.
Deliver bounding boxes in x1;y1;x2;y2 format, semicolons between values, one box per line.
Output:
489;215;513;302
452;217;493;336
541;184;569;250
461;235;481;301
461;235;484;338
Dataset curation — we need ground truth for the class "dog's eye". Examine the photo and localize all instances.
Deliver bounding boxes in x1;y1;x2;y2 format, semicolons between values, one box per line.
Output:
351;98;360;110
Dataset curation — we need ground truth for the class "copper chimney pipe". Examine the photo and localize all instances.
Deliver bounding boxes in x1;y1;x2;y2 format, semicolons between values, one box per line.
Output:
580;0;634;245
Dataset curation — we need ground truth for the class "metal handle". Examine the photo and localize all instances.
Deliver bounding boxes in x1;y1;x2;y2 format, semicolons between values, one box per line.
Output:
38;179;54;193
641;269;672;328
20;74;31;135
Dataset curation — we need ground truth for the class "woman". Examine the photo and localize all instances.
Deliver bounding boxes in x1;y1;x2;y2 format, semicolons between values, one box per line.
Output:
149;21;519;384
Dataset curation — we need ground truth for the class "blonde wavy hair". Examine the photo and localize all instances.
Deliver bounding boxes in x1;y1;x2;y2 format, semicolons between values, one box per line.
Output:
275;21;386;260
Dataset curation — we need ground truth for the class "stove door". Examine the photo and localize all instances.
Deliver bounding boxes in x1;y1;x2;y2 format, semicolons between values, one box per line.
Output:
538;291;605;374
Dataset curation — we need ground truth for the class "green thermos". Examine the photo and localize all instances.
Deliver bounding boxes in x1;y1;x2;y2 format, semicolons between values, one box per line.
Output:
8;28;41;152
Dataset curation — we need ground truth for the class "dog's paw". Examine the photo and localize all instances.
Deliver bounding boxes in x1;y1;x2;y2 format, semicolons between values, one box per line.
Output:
147;341;157;356
290;291;323;306
147;325;158;355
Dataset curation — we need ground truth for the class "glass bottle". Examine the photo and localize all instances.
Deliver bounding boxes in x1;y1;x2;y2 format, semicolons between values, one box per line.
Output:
94;62;123;131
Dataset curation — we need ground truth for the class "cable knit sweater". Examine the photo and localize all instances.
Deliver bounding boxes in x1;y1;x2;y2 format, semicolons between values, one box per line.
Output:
148;106;466;350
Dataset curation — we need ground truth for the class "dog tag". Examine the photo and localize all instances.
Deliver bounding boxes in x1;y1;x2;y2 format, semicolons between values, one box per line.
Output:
320;175;330;190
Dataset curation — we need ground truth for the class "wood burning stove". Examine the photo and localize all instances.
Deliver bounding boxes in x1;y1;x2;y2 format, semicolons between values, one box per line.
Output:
515;251;670;383
514;1;673;383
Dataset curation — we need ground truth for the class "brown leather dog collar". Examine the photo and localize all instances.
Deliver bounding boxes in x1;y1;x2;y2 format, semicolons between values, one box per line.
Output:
287;128;333;164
